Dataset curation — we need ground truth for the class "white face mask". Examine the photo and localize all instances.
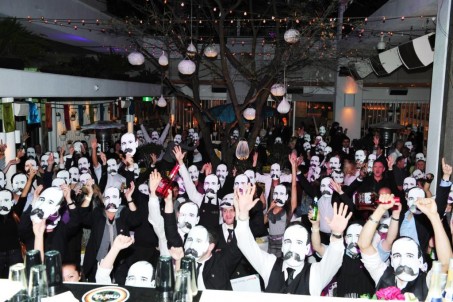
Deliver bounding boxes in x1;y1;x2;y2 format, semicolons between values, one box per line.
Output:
282;225;309;268
79;173;92;185
125;261;154;288
220;193;235;210
27;147;36;159
415;153;425;162
320;177;333;196
0;171;6;188
345;224;362;257
407;187;424;214
188;128;195;138
138;183;149;195
69;167;80;184
329;157;341;171
174;134;182;145
274;137;282;144
404;141;414;151
103;187;121;213
192;133;199;142
304;133;311;142
308;166;321;183
151;131;159;143
184;226;210;261
316;141;327;153
78;157;90;174
0;190;13;215
303;142;311;152
319;126;326;136
52;152;60;163
133;163;140;179
121;133;138;156
56;170;70;184
52;178;66;188
12;174;27;195
270;163;281;180
310;156;320;168
176;177;186;195
30;187;63;223
234;174;249;194
255;136;261;146
332;171;344;184
203;175;220;198
403;177;417;193
188;165;199;182
324;146;332;156
378;212;391;234
40;155;49;169
412;169;425;180
232;130;239;140
136;130;144;140
244;170;256;185
107;159;119;176
355;150;366;164
177;202;200;234
216;164;228;184
391;238;422;282
272;184;288;207
73;142;83;154
25;159;38;173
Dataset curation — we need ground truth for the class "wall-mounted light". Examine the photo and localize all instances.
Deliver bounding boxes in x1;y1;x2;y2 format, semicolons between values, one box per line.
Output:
56;112;61;121
344;94;356;107
70;112;76;121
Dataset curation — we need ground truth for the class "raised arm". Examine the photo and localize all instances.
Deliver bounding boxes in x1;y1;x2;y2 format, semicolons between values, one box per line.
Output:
308;207;325;256
173;146;203;206
96;235;134;284
157;123;171;145
140;124;152;144
289;153;298;214
91;139;99;169
381;201;402;252
148;170;169;256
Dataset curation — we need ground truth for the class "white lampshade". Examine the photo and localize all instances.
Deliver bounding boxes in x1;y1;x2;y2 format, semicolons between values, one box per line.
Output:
236;139;250;161
277;96;291;114
243;108;256;120
157;95;167;107
158;51;169;66
204;45;218;58
284;29;300;44
187;42;197;57
127;52;145;65
178;59;196;75
271;83;286;96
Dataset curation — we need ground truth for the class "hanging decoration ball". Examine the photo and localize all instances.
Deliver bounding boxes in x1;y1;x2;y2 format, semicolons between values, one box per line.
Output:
270;83;286;97
277;96;291;114
157;95;167;107
284;29;301;44
204;45;218;58
178;59;196;75
127;51;145;65
158;51;169;66
236;139;250;161
187;42;197;57
243;108;256;121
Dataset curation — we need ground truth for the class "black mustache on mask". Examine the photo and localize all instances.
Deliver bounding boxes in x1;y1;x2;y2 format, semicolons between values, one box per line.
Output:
395;265;417;276
108;169;117;174
0;206;10;212
275;199;285;205
378;224;389;231
124;148;133;153
30;208;44;220
271;174;279;179
12;187;22;194
205;189;215;195
185;248;199;258
179;221;193;230
42;165;48;170
346;243;359;251
80;167;88;172
283;251;302;262
105;203;118;211
321;190;332;196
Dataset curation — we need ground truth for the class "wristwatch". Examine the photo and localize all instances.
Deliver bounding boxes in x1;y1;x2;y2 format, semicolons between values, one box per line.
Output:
331;233;343;239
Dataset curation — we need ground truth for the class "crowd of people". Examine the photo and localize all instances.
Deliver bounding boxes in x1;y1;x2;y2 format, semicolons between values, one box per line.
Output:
0;119;451;300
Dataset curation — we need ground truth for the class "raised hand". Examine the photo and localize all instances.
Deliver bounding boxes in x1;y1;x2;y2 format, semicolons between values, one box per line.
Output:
387;156;395;169
124;181;135;201
252;151;258;166
234;184;259;221
442;158;452;179
377;193;396;210
204;163;212;175
172;146;186;164
32;219;46;236
289;152;298;167
149;170;162;195
112;235;134;251
150;153;158;165
47;153;55;167
61;184;72;202
325;202;352;235
91;138;98;150
33;185;44;201
85;179;94;195
416;197;438;219
330;179;343;194
169;247;184;262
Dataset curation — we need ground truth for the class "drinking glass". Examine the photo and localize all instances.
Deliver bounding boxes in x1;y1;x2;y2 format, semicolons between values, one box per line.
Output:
180;256;198;296
155;256;175;301
28;264;48;302
44;250;63;296
24;250;41;282
173;269;192;302
9;263;27;290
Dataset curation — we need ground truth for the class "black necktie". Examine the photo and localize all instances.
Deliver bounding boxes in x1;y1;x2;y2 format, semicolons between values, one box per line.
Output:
227;229;234;243
196;262;202;279
286;268;295;287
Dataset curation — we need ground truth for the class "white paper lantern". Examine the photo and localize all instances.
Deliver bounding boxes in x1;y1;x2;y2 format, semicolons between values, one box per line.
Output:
158;51;169;66
204;45;218;58
236;139;250;161
277;96;291;114
187;42;197;57
127;52;145;65
243;108;256;120
271;83;286;96
157;95;167;107
178;59;196;75
284;29;300;44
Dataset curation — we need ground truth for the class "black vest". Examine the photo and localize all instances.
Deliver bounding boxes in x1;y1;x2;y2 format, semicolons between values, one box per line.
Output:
199;197;220;229
265;258;311;295
376;266;428;301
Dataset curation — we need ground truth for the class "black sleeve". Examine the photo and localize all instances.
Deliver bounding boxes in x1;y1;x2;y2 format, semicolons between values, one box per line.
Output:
98;164;108;192
13;196;27;217
163;212;184;249
42;171;53;189
297;174;316;198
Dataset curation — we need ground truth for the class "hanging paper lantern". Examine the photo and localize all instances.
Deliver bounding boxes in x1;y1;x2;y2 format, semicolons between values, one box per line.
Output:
243;108;256;120
204;45;218;58
277;96;291;114
158;51;169;66
271;83;286;96
236;139;250;160
187;42;197;57
127;52;145;65
284;29;300;44
157;95;167;107
178;59;196;75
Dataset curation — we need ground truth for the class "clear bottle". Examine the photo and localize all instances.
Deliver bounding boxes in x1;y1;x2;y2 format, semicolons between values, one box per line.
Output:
156;164;180;198
425;261;442;302
442;258;453;301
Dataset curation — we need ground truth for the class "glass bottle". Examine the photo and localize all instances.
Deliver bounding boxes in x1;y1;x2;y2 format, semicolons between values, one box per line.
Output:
156;164;180;198
425;261;442;302
311;197;319;221
442;258;453;301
